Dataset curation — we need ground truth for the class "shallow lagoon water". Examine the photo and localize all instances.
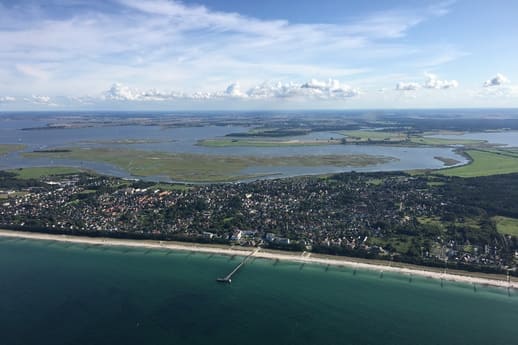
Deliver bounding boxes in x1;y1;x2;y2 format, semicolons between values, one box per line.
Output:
0;238;517;345
429;131;518;147
0;117;469;181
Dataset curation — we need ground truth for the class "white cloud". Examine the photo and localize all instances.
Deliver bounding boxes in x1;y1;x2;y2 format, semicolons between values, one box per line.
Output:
15;64;49;80
24;95;56;106
300;79;360;98
0;96;16;103
99;79;360;103
478;73;517;100
246;81;301;99
483;73;510;87
0;0;461;102
224;83;247;98
396;73;458;91
103;83;142;101
395;82;420;91
102;83;185;101
423;73;458;89
478;85;518;99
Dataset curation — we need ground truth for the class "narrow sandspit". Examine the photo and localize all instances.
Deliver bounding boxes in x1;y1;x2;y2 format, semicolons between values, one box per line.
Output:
0;229;516;289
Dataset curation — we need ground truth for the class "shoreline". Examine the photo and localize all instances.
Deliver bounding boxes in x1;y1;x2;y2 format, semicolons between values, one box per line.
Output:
0;229;516;289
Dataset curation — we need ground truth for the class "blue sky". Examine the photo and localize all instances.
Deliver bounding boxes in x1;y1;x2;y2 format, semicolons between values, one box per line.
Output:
0;0;517;110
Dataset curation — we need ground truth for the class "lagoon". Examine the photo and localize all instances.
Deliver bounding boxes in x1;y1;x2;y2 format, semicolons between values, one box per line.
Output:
0;115;468;182
429;131;518;147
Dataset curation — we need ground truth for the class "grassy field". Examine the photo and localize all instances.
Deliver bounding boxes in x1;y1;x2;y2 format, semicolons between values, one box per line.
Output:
475;148;518;158
0;191;27;199
8;166;92;179
367;235;414;253
438;150;518;177
23;148;394;182
493;216;518;236
338;130;407;142
417;216;446;230
79;139;173;145
148;183;193;191
202;131;490;148
433;156;461;166
336;130;485;147
0;144;25;156
197;138;340;147
409;137;484;146
426;181;445;187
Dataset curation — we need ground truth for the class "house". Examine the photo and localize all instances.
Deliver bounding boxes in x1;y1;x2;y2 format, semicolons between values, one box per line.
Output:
231;230;242;241
202;231;214;239
265;232;276;242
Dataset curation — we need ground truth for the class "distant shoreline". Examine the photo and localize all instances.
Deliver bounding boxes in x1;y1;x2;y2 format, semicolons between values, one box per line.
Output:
0;229;515;289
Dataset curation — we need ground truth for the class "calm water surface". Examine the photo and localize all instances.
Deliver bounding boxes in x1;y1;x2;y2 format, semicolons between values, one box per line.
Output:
0;117;469;181
0;238;517;345
429;131;518;147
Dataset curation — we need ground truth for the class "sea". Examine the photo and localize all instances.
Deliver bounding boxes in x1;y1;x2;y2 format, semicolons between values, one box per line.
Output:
1;238;517;345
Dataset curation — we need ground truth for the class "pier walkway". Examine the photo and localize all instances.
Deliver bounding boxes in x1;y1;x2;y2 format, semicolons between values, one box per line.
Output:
217;247;260;283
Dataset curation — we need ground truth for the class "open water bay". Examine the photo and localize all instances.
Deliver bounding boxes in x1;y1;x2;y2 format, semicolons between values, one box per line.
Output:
0;238;517;345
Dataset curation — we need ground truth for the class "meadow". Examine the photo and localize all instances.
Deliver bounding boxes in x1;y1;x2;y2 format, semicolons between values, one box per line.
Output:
0;144;25;156
439;150;518;177
24;148;393;182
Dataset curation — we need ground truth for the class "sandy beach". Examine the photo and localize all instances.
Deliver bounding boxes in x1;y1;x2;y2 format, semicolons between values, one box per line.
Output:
0;229;516;289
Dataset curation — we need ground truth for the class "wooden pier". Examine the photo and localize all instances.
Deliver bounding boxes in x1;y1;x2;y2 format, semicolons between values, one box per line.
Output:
217;247;260;284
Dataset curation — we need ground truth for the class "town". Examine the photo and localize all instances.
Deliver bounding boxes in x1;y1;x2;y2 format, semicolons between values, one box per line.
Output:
1;170;517;275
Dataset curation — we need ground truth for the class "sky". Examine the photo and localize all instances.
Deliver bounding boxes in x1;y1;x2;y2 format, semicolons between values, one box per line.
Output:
0;0;517;110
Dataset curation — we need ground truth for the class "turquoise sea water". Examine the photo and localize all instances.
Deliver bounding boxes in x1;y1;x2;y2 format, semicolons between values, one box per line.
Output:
0;238;517;345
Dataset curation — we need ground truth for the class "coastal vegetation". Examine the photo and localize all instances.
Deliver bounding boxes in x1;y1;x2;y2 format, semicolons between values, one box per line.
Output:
338;130;408;143
0;144;25;156
199;129;490;148
439;149;518;177
9;167;93;180
225;128;312;137
433;156;461;166
79;139;175;145
197;138;340;147
23;148;395;182
493;216;518;236
409;136;484;146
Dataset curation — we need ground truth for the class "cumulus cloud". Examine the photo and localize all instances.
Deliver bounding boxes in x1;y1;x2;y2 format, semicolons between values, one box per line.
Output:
423;73;458;89
478;85;518;99
299;79;360;98
396;73;458;91
100;79;360;103
483;73;510;87
224;83;247;98
0;96;16;103
102;83;184;101
24;95;56;106
225;78;361;100
103;83;141;101
395;82;420;91
247;81;301;99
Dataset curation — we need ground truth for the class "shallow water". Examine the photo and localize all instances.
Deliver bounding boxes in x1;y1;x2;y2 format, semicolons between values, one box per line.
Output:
0;116;468;181
429;131;518;147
